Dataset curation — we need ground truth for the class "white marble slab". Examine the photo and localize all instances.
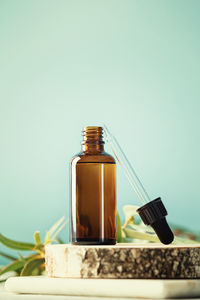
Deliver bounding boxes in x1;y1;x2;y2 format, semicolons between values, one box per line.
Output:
5;276;200;298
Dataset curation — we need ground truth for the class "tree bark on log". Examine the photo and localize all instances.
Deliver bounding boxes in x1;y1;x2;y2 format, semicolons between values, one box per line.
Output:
45;243;200;279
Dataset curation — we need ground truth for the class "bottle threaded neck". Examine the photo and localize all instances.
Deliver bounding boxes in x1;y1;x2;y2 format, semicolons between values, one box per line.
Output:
82;126;104;153
82;126;104;144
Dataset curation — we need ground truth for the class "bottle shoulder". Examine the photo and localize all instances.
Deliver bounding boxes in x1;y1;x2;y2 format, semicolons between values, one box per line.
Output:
71;151;116;165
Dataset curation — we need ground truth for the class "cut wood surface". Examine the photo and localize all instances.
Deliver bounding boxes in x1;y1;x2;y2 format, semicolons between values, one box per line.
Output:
45;243;200;279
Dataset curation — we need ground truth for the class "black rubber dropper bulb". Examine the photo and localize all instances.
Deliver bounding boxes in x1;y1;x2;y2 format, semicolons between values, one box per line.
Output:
137;198;174;245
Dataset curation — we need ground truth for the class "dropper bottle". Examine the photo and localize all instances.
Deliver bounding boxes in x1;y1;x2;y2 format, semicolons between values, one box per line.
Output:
70;126;116;245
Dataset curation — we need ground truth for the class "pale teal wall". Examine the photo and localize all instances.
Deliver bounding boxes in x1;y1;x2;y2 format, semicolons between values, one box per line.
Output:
0;0;200;262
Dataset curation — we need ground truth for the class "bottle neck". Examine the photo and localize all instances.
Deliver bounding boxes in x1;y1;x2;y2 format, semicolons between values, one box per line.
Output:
81;126;105;154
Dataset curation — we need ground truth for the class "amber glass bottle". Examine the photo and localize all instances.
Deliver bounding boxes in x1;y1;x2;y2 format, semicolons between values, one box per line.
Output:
70;126;116;245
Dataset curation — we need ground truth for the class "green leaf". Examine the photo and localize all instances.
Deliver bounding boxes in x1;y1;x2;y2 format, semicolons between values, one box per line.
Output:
123;205;139;220
44;231;51;245
51;220;68;241
44;217;69;244
124;228;160;243
0;233;35;251
55;236;65;244
128;223;155;233
121;228;128;242
34;231;42;246
44;216;65;245
173;236;199;244
0;259;25;276
18;253;25;263
48;216;65;238
116;211;122;242
0;251;17;261
20;257;45;276
0;253;39;276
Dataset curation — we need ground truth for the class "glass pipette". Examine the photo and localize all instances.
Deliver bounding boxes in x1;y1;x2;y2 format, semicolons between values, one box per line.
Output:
103;124;174;245
103;124;150;206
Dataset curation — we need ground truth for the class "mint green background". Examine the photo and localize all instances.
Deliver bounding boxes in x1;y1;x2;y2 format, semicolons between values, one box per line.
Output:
0;0;199;263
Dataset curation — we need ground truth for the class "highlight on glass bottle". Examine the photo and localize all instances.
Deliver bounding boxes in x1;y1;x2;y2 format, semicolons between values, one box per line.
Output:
70;126;116;245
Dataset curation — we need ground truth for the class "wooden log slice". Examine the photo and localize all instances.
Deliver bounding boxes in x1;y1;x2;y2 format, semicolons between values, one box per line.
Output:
45;243;200;279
